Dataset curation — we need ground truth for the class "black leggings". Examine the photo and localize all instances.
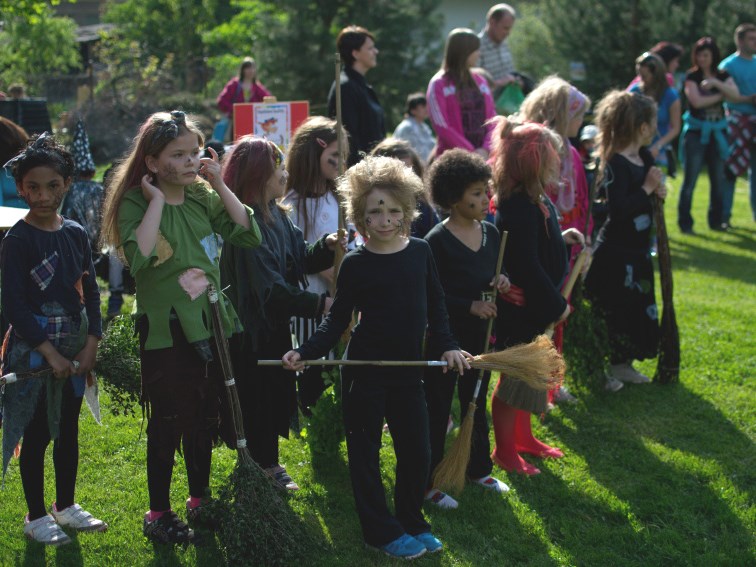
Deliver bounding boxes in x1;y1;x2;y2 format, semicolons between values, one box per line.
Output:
20;379;83;521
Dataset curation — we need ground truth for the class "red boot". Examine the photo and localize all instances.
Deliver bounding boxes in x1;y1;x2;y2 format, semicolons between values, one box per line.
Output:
514;410;564;459
490;395;540;475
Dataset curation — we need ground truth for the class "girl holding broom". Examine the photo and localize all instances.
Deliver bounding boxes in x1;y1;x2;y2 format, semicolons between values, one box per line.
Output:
1;134;106;545
100;111;262;545
585;91;666;385
491;119;585;475
283;156;471;560
423;148;510;510
219;136;344;491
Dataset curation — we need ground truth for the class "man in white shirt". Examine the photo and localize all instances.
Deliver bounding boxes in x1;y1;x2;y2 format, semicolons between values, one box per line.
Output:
478;4;519;98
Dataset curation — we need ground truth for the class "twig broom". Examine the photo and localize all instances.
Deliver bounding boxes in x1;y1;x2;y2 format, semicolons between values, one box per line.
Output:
431;231;508;494
652;194;680;383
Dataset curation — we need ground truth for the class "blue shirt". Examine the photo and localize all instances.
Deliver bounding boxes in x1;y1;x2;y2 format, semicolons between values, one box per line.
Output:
719;53;756;115
629;84;680;140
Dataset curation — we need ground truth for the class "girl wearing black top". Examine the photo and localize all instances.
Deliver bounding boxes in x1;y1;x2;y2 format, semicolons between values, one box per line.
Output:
586;91;667;386
424;149;510;509
491;119;584;476
283;156;470;560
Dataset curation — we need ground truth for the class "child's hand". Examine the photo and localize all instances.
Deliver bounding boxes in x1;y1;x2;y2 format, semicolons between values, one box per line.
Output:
73;336;99;376
141;174;165;203
441;350;472;375
48;351;77;380
326;231;348;252
470;300;497;320
282;350;304;372
655;181;668;200
642;166;663;195
490;274;511;294
561;228;585;247
199;146;224;191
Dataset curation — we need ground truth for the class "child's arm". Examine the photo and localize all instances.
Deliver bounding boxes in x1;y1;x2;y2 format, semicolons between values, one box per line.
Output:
605;158;655;222
35;340;78;379
200;146;250;229
303;232;340;275
135;174;166;257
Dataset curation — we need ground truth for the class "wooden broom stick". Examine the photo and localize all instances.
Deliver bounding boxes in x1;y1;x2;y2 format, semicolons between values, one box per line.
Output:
652;194;680;383
545;247;591;338
331;52;347;297
1;361;80;386
432;230;508;494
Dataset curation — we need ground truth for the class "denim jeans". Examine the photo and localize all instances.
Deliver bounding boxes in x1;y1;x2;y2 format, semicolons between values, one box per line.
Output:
677;129;725;230
721;141;756;224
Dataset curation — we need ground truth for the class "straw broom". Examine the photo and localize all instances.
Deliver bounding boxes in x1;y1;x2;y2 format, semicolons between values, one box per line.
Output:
652;194;680;383
206;285;311;565
431;231;508;494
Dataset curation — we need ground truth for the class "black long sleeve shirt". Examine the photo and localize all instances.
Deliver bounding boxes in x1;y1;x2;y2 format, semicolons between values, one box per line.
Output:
296;238;458;365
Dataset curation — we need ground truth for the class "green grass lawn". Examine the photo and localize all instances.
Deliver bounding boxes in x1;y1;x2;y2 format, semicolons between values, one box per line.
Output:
1;177;754;566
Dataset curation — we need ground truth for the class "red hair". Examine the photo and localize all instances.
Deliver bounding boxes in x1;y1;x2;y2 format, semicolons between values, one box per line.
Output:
493;118;562;204
222;135;283;224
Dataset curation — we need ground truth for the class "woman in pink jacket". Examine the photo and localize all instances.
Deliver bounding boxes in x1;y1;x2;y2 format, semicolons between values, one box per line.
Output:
427;29;497;160
217;57;271;119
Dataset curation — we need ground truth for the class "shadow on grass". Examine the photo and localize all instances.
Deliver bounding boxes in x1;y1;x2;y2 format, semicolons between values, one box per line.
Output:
669;228;756;285
524;382;755;564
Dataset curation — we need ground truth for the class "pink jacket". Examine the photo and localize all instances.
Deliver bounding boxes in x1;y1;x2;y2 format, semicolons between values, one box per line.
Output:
217;78;271;117
427;70;496;156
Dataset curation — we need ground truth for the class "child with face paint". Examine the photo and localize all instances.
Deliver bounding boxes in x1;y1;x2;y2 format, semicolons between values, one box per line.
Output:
100;111;262;545
490;119;585;475
219;136;345;490
1;133;107;545
282;116;351;412
423;149;511;509
283;156;471;560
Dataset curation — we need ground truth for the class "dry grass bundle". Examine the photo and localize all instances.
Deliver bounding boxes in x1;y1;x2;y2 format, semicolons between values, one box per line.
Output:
468;336;565;390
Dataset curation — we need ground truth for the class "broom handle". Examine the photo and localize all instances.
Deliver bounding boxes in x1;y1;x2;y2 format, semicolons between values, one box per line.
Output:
0;360;80;386
331;52;346;297
471;230;508;401
544;248;591;338
261;359;450;367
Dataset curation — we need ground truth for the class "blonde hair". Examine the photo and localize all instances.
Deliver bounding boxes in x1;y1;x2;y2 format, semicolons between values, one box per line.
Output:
100;111;205;251
337;156;422;237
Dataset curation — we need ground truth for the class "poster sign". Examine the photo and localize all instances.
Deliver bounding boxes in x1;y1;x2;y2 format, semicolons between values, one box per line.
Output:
233;101;310;148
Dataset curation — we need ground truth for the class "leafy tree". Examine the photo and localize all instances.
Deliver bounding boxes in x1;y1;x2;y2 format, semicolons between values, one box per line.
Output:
0;0;73;23
509;4;566;82
204;0;444;128
0;4;80;91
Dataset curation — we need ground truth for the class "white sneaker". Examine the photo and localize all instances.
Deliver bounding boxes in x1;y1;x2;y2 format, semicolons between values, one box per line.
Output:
473;475;510;493
611;363;651;384
553;386;578;404
425;489;459;509
24;514;71;546
50;503;108;532
605;377;624;392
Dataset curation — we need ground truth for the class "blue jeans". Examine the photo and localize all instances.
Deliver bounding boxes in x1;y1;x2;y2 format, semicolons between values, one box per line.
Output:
721;141;756;224
677;129;725;230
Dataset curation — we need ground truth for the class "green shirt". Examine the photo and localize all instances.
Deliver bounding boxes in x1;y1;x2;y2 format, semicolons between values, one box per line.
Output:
118;183;262;350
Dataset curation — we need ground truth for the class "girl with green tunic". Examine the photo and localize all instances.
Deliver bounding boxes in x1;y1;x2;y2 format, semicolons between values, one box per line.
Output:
100;111;262;545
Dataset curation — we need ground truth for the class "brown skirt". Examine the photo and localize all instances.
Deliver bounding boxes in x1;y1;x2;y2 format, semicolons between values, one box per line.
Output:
493;375;548;414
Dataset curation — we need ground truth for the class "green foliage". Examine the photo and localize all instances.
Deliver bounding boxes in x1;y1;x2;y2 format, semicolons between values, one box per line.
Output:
0;0;73;24
301;341;346;456
509;4;567;81
95;315;141;416
541;0;754;100
203;0;444;127
563;284;612;389
206;460;315;566
0;4;80;91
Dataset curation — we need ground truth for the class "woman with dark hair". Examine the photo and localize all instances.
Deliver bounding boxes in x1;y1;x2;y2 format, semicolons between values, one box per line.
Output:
0;116;30;208
427;28;496;159
328;25;386;166
678;37;738;233
214;57;271;141
628;41;684;89
629;52;681;171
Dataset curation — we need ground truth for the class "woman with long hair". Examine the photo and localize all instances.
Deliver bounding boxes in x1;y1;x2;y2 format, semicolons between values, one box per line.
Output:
427;28;497;159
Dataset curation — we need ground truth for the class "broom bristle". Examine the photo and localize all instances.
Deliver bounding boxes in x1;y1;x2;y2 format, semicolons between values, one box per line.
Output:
431;402;476;495
471;335;565;390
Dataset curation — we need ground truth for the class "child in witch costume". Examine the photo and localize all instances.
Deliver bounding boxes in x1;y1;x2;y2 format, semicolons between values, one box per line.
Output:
100;111;261;545
423;149;510;509
585;91;666;386
491;119;585;475
283;156;471;560
220;136;344;491
1;134;107;545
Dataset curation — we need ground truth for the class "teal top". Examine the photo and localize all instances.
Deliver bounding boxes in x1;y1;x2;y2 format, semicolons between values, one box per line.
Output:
118;182;262;350
719;53;756;116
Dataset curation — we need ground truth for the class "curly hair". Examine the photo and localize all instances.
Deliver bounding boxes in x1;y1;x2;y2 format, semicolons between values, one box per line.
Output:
6;132;74;185
337;156;423;237
426;148;491;210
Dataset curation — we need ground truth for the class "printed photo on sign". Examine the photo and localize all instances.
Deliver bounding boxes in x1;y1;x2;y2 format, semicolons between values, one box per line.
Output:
254;104;290;148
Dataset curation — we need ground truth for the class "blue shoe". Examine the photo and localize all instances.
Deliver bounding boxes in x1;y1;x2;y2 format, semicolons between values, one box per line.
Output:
373;533;427;560
413;532;443;553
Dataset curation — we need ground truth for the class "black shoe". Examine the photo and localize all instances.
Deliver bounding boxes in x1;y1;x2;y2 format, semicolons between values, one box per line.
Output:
143;511;196;545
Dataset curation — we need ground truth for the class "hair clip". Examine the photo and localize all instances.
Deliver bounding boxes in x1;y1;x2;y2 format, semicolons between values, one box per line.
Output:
315;137;328;148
